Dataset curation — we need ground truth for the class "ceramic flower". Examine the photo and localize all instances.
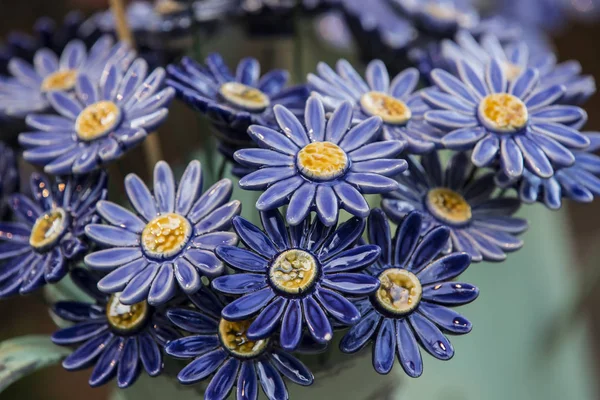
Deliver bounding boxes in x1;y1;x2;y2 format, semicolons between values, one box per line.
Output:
84;160;241;306
19;57;175;175
309;59;439;153
423;58;589;179
390;0;479;36
0;35;132;118
0;172;107;297
0;142;18;218
340;210;478;377
166;286;314;400
382;152;528;262
235;97;406;226
52;268;179;388
212;210;381;350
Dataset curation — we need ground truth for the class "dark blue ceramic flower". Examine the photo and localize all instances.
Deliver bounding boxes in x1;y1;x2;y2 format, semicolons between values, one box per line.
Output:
52;268;179;388
390;0;479;36
309;59;440;153
382;152;528;262
212;210;381;350
235;97;406;226
19;55;174;175
0;142;18;218
166;286;314;400
85;160;240;306
340;210;478;377
423;58;589;179
0;172;107;297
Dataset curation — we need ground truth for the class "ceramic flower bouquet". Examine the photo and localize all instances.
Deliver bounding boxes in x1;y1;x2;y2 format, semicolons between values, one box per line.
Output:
0;0;597;399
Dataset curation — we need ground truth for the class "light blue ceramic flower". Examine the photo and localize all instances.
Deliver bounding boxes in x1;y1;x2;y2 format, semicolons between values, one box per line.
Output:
234;97;406;226
84;160;240;306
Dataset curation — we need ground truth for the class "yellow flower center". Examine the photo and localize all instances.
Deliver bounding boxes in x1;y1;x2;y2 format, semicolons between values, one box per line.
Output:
106;293;150;333
503;62;523;81
141;213;192;259
41;69;78;92
374;268;422;316
219;82;270;112
269;249;318;294
360;91;412;125
218;318;269;358
478;93;528;133
426;187;472;224
29;208;68;251
75;101;122;141
297;142;348;181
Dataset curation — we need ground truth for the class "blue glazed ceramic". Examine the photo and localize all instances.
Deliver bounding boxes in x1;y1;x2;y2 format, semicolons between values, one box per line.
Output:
0;172;107;297
382;152;528;263
213;210;381;350
340;210;478;377
423;58;589;179
0;142;18;218
235;97;406;226
51;268;179;389
308;59;442;153
84;160;240;306
390;0;479;36
166;286;315;400
19;54;174;175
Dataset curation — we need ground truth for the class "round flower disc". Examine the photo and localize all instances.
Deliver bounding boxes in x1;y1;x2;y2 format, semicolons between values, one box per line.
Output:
141;213;192;260
269;249;319;294
29;208;69;251
106;293;151;334
477;93;528;133
75;101;122;141
426;187;472;225
297;142;348;181
219;82;270;112
41;69;78;92
218;318;269;359
360;91;412;125
374;268;422;316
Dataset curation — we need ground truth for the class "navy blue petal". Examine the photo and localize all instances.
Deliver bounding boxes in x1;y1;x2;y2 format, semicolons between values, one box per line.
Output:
177;348;228;384
418;302;472;334
280;299;303;351
247;297;287;340
270;350;314;386
166;308;219;334
396;319;423;378
373;318;396;374
256;359;288;400
302;295;333;344
221;288;275;321
340;310;381;353
205;358;240;400
409;313;454;360
237;362;258;400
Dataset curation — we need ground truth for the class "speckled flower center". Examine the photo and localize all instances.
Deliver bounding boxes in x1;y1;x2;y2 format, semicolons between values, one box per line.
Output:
154;0;185;14
75;101;122;141
218;318;269;358
141;213;192;259
29;208;68;251
374;268;422;316
478;93;528;132
269;249;318;294
297;142;348;181
41;69;78;92
426;187;472;224
360;91;412;125
106;293;150;333
219;82;270;112
503;62;523;81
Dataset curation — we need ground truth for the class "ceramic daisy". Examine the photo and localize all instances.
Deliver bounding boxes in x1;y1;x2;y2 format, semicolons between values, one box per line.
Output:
0;142;18;218
212;210;381;350
235;97;406;226
382;152;528;263
84;160;240;306
340;210;478;377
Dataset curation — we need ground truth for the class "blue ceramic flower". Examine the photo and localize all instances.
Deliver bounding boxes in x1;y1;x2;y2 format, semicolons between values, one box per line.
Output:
390;0;479;36
0;142;18;218
340;210;478;377
212;210;381;350
382;152;528;262
309;59;441;153
166;286;314;400
423;58;589;179
0;172;107;297
52;268;179;388
235;97;406;226
19;56;174;175
84;160;241;306
0;35;132;118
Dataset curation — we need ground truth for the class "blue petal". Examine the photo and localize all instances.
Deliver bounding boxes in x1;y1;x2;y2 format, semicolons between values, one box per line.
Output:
175;160;203;216
215;245;268;273
193;200;241;236
47;91;83;120
418;302;472;334
430;69;477;105
221;288;275;320
421;89;474;114
239;167;295;191
166;334;220;358
457;60;487;98
280;299;303;351
60;39;85;69
76;74;99;106
305;96;325;142
417;253;471;285
425;110;478;131
138;332;162;376
125;174;158;222
247;297;288;340
339;310;380;353
205;358;240;400
116;59;148;106
62;332;113;370
233;216;278;257
531;123;589;149
153;161;175;214
120;263;160;304
274;105;309;148
366;60;390;92
52;322;108;345
315;186;338;227
191;232;238;250
392;211;423;267
97;259;148;293
407;226;450;273
270;350;314;386
315;287;360;325
234;149;294;168
116;337;140;388
256;176;304;211
85;224;140;247
323;245;381;274
373;318;396;374
525;84;564;110
286;183;316;226
514;136;553;178
212;273;267;295
237;362;259;400
303;295;333;344
500;137;524;178
333;182;369;217
148;264;176;306
396;319;423;378
259;209;290;251
84;247;143;271
325;101;353;144
450;230;482;263
390;67;419;99
339;117;383;153
471;134;500;167
247;125;299;156
43;247;68;283
188;179;233;224
509;68;539;98
441;127;486;150
485;59;507;94
96;200;146;233
259;69;288;96
318;216;365;261
236;58;260;86
177;348;228;384
408;313;454;360
256;359;288;400
348;141;406;162
183;249;224;277
167;308;218;334
322;273;379;295
422;282;479;305
88;336;125;387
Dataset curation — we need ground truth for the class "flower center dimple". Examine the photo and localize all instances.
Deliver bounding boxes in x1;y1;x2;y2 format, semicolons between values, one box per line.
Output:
41;69;78;92
106;293;150;334
478;93;528;133
141;213;192;259
297;142;348;181
75;101;122;141
426;187;472;225
29;208;68;251
218;318;269;358
219;82;270;112
269;249;318;295
503;62;523;81
374;268;422;316
360;91;412;125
